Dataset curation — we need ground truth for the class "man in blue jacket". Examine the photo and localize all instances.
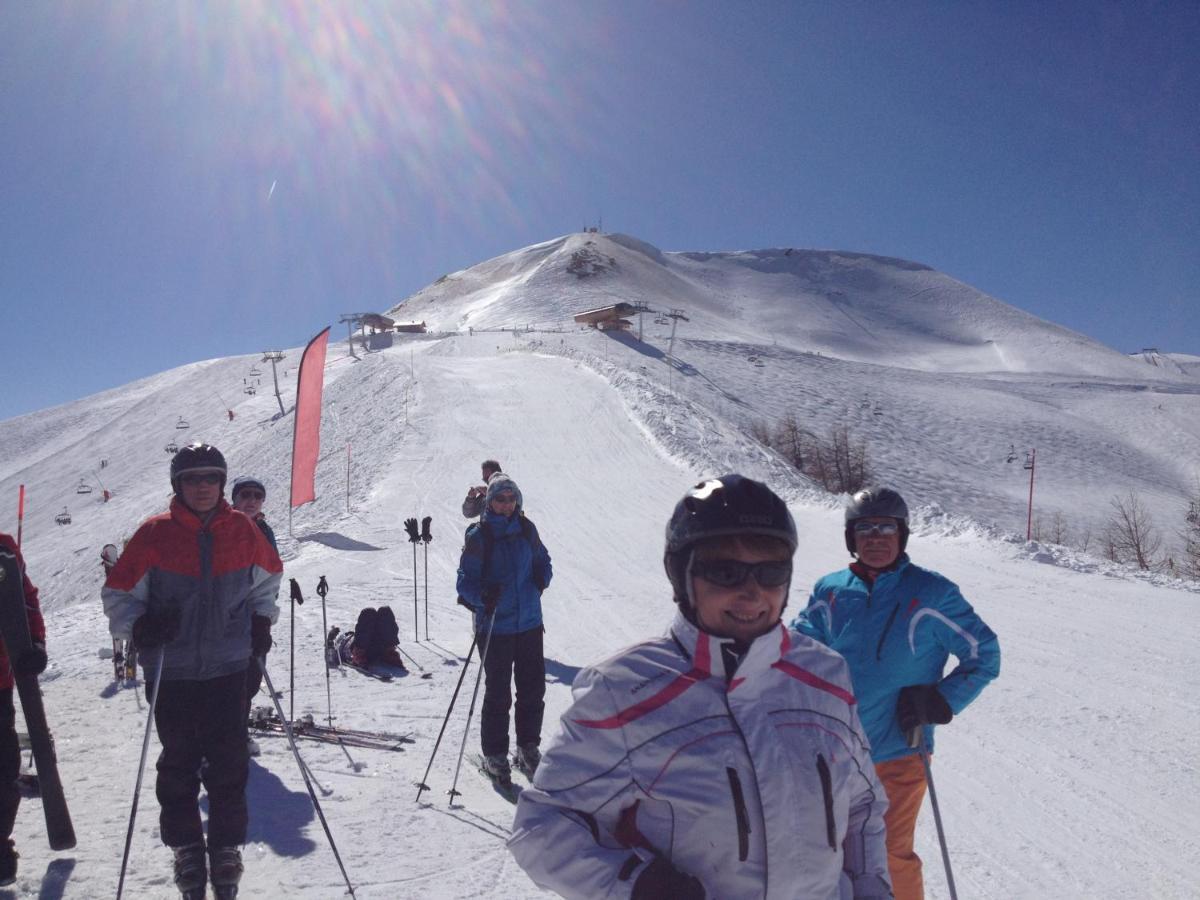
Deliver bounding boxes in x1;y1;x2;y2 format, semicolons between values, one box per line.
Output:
457;474;552;781
793;487;1000;900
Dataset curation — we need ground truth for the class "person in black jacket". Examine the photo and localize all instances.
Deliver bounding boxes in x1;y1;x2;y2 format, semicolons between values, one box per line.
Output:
231;476;278;758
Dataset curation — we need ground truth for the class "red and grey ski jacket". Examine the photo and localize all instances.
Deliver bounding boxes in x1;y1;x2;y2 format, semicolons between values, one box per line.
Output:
509;612;892;899
0;533;47;691
102;499;282;682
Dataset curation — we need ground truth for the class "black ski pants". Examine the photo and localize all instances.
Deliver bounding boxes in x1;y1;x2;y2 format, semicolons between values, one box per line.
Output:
243;655;264;722
152;669;249;848
480;626;545;758
0;690;20;842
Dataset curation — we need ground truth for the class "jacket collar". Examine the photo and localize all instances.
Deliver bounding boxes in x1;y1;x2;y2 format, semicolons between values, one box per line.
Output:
849;552;911;586
669;610;790;688
169;497;231;532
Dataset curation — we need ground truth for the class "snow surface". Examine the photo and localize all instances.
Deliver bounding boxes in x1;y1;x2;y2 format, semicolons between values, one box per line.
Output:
0;232;1197;898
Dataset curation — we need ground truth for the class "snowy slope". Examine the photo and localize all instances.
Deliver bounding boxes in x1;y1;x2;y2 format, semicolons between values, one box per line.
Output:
0;235;1197;897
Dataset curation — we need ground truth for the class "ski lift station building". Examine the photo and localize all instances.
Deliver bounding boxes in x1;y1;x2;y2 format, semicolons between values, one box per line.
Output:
574;302;637;329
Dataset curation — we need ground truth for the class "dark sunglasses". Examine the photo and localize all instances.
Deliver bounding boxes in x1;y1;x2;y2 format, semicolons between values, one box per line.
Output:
180;473;222;486
692;558;793;589
236;490;265;501
852;521;899;537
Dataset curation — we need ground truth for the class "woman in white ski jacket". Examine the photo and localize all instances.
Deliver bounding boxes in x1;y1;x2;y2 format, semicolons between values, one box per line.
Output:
509;475;891;899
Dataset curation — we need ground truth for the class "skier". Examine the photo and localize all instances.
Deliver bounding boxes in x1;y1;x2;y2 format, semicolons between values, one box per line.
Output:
0;533;47;886
461;459;503;518
509;475;891;899
793;487;1001;900
230;476;277;757
102;443;282;899
456;474;552;782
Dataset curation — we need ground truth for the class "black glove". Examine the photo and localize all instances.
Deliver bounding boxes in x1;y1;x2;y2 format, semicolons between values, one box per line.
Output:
14;643;47;677
251;615;273;657
132;607;181;648
289;578;305;606
316;575;328;599
896;684;953;734
482;583;502;615
632;857;705;900
420;516;433;543
404;518;420;543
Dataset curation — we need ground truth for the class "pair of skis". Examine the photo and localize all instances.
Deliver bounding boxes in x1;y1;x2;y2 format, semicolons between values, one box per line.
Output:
249;708;415;752
468;752;537;804
0;548;75;850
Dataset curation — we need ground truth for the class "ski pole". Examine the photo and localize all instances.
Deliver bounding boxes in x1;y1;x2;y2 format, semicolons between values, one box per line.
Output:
421;517;432;640
316;576;333;728
447;606;499;804
909;727;958;900
412;540;419;641
259;659;357;898
414;629;479;803
394;642;430;677
289;578;305;723
116;645;166;900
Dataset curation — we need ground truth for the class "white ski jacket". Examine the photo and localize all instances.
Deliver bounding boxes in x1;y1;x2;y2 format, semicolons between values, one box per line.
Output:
509;612;892;899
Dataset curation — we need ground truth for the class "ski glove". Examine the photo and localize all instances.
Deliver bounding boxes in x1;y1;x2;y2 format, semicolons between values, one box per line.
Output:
896;684;953;734
632;858;706;900
289;578;305;606
420;516;433;543
132;607;181;648
14;643;47;677
251;615;273;657
404;518;421;543
482;583;502;615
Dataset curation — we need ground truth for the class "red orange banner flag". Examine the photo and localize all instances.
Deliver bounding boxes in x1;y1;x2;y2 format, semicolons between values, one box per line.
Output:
290;327;331;508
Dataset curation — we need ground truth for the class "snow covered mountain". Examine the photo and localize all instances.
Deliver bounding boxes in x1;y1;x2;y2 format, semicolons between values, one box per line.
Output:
0;232;1196;898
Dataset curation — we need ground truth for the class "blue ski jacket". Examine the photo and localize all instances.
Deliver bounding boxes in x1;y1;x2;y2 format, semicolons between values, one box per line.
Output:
457;510;552;636
792;555;1000;763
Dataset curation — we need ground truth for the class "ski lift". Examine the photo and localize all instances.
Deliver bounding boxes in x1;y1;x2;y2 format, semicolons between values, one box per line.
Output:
1006;444;1017;464
75;479;93;495
99;458;108;469
244;386;256;395
55;509;72;526
176;416;189;430
1023;451;1034;471
654;317;669;325
1187;502;1198;525
249;366;262;377
873;405;883;417
754;359;766;368
165;440;179;454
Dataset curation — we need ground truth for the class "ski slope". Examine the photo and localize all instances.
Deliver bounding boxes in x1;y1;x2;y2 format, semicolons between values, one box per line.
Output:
0;234;1197;897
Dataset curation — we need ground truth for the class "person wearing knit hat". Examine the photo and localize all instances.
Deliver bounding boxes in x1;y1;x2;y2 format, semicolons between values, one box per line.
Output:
456;473;552;782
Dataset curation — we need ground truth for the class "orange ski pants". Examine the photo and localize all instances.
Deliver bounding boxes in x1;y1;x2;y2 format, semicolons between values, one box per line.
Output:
875;753;929;900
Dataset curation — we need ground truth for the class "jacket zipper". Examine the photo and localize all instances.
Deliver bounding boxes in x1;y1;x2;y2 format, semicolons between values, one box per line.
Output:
726;767;751;862
875;602;900;660
816;753;837;850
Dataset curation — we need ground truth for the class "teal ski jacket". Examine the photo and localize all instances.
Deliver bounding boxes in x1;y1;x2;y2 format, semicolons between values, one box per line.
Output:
457;510;552;635
792;554;1000;763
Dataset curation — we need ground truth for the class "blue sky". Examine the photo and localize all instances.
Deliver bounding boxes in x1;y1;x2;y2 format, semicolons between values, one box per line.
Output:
2;1;1196;422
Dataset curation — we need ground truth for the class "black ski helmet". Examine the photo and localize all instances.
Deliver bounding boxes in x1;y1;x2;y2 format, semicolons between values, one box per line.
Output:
844;486;909;554
170;442;228;494
663;474;798;613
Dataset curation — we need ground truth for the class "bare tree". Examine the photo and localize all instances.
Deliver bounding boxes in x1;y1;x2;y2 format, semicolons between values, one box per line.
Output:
1047;510;1070;545
748;420;773;447
772;414;813;471
1107;491;1162;570
1180;485;1200;581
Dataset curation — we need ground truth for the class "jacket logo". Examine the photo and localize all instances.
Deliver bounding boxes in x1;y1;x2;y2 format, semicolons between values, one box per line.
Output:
630;672;667;695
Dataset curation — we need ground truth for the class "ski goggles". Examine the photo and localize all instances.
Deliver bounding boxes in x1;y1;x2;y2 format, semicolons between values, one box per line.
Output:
691;558;793;589
179;473;223;486
852;521;900;537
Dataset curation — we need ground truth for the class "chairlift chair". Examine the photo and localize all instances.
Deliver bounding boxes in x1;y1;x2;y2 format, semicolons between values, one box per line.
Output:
76;479;93;494
1023;452;1034;470
244;386;256;395
55;509;72;526
1006;444;1017;464
176;416;189;429
165;440;179;454
249;367;263;377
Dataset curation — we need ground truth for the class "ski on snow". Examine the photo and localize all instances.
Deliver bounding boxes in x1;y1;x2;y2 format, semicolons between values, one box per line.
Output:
249;708;415;751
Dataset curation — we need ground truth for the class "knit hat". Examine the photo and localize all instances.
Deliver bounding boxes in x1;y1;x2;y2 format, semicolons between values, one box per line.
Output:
485;474;522;512
231;476;266;500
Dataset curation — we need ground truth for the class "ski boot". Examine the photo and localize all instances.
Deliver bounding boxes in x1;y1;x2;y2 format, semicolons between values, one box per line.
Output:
172;841;207;899
513;743;541;778
482;754;513;784
0;840;19;887
209;845;243;899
